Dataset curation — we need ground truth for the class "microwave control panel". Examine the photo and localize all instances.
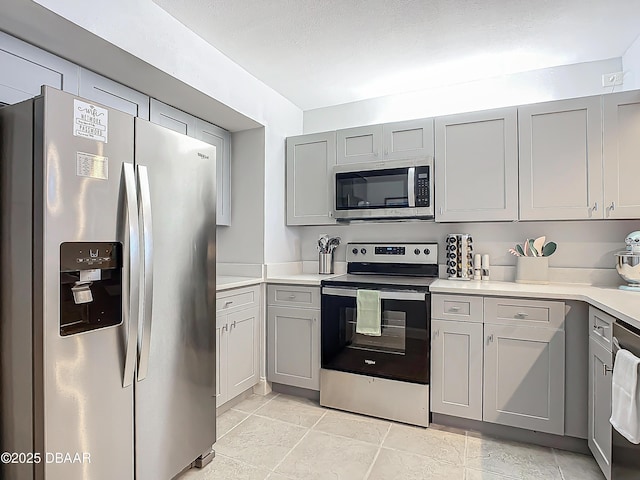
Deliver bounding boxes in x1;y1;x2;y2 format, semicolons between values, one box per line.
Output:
415;166;430;207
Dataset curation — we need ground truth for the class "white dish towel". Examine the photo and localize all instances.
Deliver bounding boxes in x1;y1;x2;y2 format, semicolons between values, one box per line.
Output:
610;349;640;444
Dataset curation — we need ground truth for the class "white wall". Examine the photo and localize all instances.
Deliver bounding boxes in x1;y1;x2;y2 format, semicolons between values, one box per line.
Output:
304;58;622;132
623;34;640;90
217;128;265;264
297;220;640;270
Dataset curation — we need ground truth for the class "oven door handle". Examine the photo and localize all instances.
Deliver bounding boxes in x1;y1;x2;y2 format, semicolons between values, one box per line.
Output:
322;287;425;301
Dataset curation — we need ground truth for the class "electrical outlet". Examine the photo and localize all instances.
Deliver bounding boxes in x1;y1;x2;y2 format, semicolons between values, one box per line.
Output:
602;72;623;87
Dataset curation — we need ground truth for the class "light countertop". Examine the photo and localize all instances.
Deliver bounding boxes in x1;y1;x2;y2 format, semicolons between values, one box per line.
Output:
431;279;640;330
216;275;262;291
266;272;343;286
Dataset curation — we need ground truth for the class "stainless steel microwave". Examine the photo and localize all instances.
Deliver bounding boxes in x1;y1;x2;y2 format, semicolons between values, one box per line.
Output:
333;157;434;220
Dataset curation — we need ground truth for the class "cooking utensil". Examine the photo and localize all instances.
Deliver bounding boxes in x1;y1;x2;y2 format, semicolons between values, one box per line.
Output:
541;242;557;257
533;236;545;256
527;239;538;257
508;248;521;257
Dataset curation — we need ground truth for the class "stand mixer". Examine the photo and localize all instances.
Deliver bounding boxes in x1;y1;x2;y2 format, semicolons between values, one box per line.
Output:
616;231;640;291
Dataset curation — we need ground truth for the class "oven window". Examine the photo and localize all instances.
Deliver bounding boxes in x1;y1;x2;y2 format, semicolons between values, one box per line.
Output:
321;293;429;384
345;308;406;355
336;168;408;210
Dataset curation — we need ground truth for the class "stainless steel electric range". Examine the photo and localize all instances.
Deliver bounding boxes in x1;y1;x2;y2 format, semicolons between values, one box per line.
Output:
320;242;438;427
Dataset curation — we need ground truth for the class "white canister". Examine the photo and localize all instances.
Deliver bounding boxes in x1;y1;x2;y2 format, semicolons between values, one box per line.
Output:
481;254;490;281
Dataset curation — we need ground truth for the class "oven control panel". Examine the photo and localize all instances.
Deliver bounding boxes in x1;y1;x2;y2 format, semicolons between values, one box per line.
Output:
347;242;438;264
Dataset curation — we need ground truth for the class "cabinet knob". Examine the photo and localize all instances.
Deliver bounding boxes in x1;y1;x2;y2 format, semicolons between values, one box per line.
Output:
487;334;494;344
313;317;317;323
603;364;614;375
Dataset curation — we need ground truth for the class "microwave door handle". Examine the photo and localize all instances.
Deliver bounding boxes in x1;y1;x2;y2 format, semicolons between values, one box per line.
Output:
407;167;416;207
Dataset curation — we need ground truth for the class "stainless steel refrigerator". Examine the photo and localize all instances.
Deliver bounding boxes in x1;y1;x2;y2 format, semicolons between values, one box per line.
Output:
1;86;217;480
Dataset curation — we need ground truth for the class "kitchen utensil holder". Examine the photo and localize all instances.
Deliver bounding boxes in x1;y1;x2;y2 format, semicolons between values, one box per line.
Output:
319;252;334;274
446;234;473;280
515;256;549;284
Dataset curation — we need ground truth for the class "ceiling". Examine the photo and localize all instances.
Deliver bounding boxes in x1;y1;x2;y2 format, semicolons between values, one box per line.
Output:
153;0;640;111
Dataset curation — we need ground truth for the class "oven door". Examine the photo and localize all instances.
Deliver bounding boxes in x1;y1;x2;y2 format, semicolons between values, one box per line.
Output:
321;287;429;384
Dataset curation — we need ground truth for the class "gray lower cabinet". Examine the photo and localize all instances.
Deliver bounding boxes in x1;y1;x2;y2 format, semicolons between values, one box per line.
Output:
518;96;603;220
0;31;78;105
430;319;483;420
286;131;337;225
588;306;613;480
150;99;232;226
216;286;261;407
434;107;518;222
78;68;150;119
267;285;320;390
432;294;567;435
603;90;640;219
483;323;565;435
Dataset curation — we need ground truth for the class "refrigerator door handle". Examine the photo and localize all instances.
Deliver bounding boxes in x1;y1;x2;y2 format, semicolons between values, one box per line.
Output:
123;163;140;387
137;165;154;381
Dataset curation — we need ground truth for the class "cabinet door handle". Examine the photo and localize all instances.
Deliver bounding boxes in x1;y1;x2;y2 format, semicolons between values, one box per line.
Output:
313;317;317;323
433;330;440;338
603;364;614;375
223;324;228;332
231;321;236;329
593;324;604;332
515;312;529;318
448;306;461;312
224;300;233;307
288;294;296;299
609;201;615;211
487;334;494;344
591;202;598;212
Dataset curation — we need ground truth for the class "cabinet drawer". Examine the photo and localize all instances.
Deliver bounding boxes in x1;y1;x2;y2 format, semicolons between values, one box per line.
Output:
589;306;614;350
216;285;259;313
432;294;483;322
484;297;565;329
267;284;320;309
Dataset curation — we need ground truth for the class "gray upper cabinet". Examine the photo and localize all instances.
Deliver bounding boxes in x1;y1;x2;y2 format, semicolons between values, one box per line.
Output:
382;119;434;160
78;68;150;119
519;96;603;220
149;98;197;135
0;31;78;105
603;90;640;219
286;131;337;225
150;99;231;226
336;124;383;164
196;119;232;226
435;108;518;222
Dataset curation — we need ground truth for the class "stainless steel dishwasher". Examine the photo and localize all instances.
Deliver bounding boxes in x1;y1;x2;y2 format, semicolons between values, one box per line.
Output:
611;320;640;479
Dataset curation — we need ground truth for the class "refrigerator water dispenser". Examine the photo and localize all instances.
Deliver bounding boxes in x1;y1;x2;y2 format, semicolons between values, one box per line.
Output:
60;242;122;336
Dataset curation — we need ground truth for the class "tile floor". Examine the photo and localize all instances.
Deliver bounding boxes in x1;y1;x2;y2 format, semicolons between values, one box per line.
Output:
178;393;605;480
